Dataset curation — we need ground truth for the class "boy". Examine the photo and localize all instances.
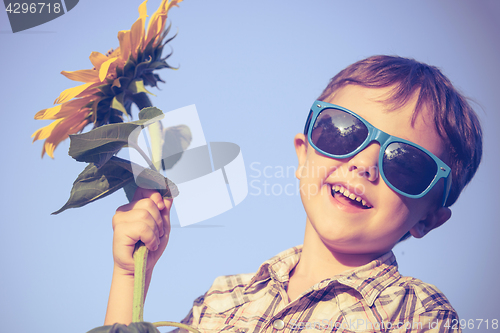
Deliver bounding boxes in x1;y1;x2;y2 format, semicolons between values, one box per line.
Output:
104;55;482;332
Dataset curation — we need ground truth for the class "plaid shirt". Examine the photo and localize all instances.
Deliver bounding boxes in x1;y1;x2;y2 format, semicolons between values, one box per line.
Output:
172;246;460;333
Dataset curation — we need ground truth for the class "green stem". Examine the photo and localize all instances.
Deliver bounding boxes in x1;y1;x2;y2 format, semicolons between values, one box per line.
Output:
132;92;153;111
132;241;148;322
130;91;197;331
153;321;201;333
132;92;162;171
130;92;155;323
148;122;163;171
129;142;158;173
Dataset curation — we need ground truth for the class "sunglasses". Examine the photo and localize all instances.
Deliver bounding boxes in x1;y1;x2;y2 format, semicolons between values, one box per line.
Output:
304;100;452;206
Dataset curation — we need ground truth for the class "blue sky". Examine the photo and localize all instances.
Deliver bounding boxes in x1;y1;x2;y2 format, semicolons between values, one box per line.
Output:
0;1;499;332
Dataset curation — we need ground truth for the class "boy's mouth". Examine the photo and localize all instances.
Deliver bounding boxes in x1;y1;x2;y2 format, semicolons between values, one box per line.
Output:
331;185;372;209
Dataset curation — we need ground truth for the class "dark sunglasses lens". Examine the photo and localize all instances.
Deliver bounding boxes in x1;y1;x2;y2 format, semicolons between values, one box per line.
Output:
311;108;368;155
383;142;437;195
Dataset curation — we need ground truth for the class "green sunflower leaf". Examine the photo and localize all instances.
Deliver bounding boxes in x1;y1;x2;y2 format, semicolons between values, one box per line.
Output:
52;158;134;215
142;73;158;87
123;180;138;202
68;107;164;168
53;157;178;215
136;47;144;63
149;61;170;70
68;122;139;167
111;156;178;198
115;65;123;78
97;83;113;96
161;124;192;170
139;106;163;120
111;93;127;114
142;35;156;59
124;57;136;78
111;77;129;95
154;73;165;83
129;79;155;96
135;59;153;78
112;78;122;88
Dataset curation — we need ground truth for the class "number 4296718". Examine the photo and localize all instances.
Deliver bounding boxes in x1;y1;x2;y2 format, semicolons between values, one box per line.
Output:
5;3;61;14
445;319;498;330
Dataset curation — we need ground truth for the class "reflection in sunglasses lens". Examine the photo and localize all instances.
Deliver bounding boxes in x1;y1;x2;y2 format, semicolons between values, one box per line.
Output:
312;109;368;155
383;142;437;195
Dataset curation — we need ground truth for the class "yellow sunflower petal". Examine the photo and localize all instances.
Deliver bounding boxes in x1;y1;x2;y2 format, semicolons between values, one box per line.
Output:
130;1;149;58
99;57;119;82
61;69;99;82
74;84;102;99
54;82;94;104
42;139;59;158
138;0;148;17
164;0;183;12
109;48;122;58
89;52;109;69
118;30;132;60
145;0;182;47
35;98;92;120
145;11;165;46
31;118;64;142
130;21;144;58
41;111;89;158
35;105;61;120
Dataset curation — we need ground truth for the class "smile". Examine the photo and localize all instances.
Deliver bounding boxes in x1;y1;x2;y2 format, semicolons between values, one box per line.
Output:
331;185;373;209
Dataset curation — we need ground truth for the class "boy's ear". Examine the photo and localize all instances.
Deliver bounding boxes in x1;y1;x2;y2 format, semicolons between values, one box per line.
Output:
294;133;307;180
410;207;452;238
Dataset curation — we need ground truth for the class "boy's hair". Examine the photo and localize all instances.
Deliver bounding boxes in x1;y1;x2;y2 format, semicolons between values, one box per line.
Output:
316;55;483;209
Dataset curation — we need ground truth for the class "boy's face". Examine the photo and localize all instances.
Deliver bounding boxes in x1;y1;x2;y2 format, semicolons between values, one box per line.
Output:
295;85;451;257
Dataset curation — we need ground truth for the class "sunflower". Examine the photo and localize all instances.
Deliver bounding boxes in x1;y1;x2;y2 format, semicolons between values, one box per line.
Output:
32;0;183;158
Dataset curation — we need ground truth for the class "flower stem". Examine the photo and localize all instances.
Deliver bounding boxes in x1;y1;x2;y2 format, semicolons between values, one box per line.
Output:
132;92;153;110
132;241;148;322
131;92;155;323
153;321;201;333
132;92;163;170
130;91;197;331
129;142;158;173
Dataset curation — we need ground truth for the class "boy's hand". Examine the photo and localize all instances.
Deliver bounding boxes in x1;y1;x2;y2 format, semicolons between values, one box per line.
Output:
111;187;172;276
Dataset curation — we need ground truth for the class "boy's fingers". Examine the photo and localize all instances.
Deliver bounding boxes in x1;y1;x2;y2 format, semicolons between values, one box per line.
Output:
132;187;165;210
113;202;162;239
160;198;173;235
117;194;166;237
163;197;173;211
132;187;156;201
114;221;159;253
134;199;163;237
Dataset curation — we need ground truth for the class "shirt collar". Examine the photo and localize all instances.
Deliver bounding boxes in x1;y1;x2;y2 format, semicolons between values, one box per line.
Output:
245;245;302;291
336;251;400;306
244;245;400;307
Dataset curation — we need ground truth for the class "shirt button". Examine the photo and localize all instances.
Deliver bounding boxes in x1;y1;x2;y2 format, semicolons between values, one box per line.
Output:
273;319;285;330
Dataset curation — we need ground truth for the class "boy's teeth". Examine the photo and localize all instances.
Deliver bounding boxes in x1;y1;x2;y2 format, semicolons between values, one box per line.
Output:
332;185;372;208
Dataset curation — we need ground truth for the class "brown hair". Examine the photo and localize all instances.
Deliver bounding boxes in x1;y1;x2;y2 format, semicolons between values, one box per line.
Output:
316;55;483;208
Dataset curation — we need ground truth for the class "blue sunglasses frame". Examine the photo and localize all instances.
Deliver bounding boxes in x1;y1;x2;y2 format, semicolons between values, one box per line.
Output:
304;100;452;206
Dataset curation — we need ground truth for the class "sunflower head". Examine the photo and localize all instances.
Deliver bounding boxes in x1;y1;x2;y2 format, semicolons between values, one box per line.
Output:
32;0;183;158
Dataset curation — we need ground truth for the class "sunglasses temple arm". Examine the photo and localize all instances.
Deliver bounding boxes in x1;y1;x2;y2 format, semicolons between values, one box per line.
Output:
441;174;452;207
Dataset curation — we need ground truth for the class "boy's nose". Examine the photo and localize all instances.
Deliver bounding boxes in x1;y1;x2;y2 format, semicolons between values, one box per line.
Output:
346;142;380;182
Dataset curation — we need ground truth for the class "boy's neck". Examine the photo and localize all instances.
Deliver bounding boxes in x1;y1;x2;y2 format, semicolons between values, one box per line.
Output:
291;220;388;282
